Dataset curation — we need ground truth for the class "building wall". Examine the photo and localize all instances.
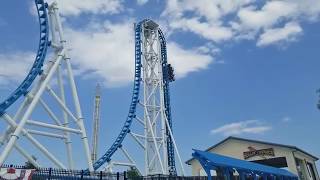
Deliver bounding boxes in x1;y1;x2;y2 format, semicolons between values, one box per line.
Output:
294;151;320;180
189;139;319;180
209;139;298;174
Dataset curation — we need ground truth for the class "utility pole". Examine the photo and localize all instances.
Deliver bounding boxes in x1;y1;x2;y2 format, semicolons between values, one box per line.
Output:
91;83;101;163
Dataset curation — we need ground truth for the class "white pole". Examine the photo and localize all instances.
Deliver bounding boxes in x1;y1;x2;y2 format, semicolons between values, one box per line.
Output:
27;130;66;139
51;2;65;44
164;115;186;175
45;85;78;122
57;64;74;169
51;4;93;170
129;132;146;149
14;144;40;168
38;98;62;125
65;58;94;171
112;162;136;167
26;120;82;134
48;7;58;47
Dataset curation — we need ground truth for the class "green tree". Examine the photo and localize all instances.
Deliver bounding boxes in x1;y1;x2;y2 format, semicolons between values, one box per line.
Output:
24;155;37;169
127;167;141;180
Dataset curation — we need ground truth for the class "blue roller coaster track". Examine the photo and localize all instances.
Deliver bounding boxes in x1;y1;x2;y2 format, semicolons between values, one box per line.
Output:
0;0;49;116
92;19;177;175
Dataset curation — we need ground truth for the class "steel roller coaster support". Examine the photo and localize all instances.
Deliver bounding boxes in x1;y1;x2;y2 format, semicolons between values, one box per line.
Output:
92;20;185;176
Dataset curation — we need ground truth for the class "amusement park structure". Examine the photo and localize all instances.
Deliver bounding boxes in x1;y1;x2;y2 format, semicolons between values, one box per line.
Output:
0;0;185;176
91;84;101;163
93;19;185;176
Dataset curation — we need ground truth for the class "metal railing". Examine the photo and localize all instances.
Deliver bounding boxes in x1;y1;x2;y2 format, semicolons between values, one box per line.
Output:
131;175;232;180
32;168;125;180
0;165;217;180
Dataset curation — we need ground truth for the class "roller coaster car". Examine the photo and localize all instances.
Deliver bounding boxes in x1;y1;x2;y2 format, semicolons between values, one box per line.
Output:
166;64;175;82
144;20;159;30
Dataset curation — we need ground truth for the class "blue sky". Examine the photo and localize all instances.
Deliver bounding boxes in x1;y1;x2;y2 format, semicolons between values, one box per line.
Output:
0;0;320;175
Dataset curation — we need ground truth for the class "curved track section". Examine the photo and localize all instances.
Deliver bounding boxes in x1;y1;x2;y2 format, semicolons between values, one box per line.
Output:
0;0;49;116
93;19;176;175
92;20;143;170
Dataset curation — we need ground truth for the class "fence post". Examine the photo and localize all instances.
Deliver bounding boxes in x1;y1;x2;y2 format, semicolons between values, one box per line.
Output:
80;169;84;180
100;171;103;180
117;172;120;180
124;171;127;180
48;168;52;180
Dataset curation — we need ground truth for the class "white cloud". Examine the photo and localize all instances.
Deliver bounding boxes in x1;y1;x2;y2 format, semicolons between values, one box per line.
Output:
211;120;272;136
18;0;320;90
289;0;320;21
46;0;123;16
257;22;302;46
162;0;252;43
170;17;233;42
11;0;221;88
163;0;253;21
162;0;320;47
0;22;215;88
0;52;34;87
237;1;297;30
63;20;215;87
167;42;214;78
64;21;135;87
136;0;149;6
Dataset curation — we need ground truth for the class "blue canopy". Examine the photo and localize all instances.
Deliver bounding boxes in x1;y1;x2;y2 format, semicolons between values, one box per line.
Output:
192;149;298;180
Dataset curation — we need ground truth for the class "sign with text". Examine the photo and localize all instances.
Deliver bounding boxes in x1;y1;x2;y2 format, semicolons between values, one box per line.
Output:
243;148;275;159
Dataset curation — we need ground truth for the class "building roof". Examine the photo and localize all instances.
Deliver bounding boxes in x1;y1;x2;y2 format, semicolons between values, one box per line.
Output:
192;149;298;178
186;136;319;165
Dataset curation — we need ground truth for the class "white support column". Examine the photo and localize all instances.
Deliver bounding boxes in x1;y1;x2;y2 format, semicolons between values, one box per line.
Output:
27;129;66;139
38;98;62;125
14;144;40;168
129;132;146;149
57;64;74;169
50;4;93;170
141;21;167;175
65;58;94;171
48;6;58;48
164;115;186;175
26;120;82;134
45;85;78;122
